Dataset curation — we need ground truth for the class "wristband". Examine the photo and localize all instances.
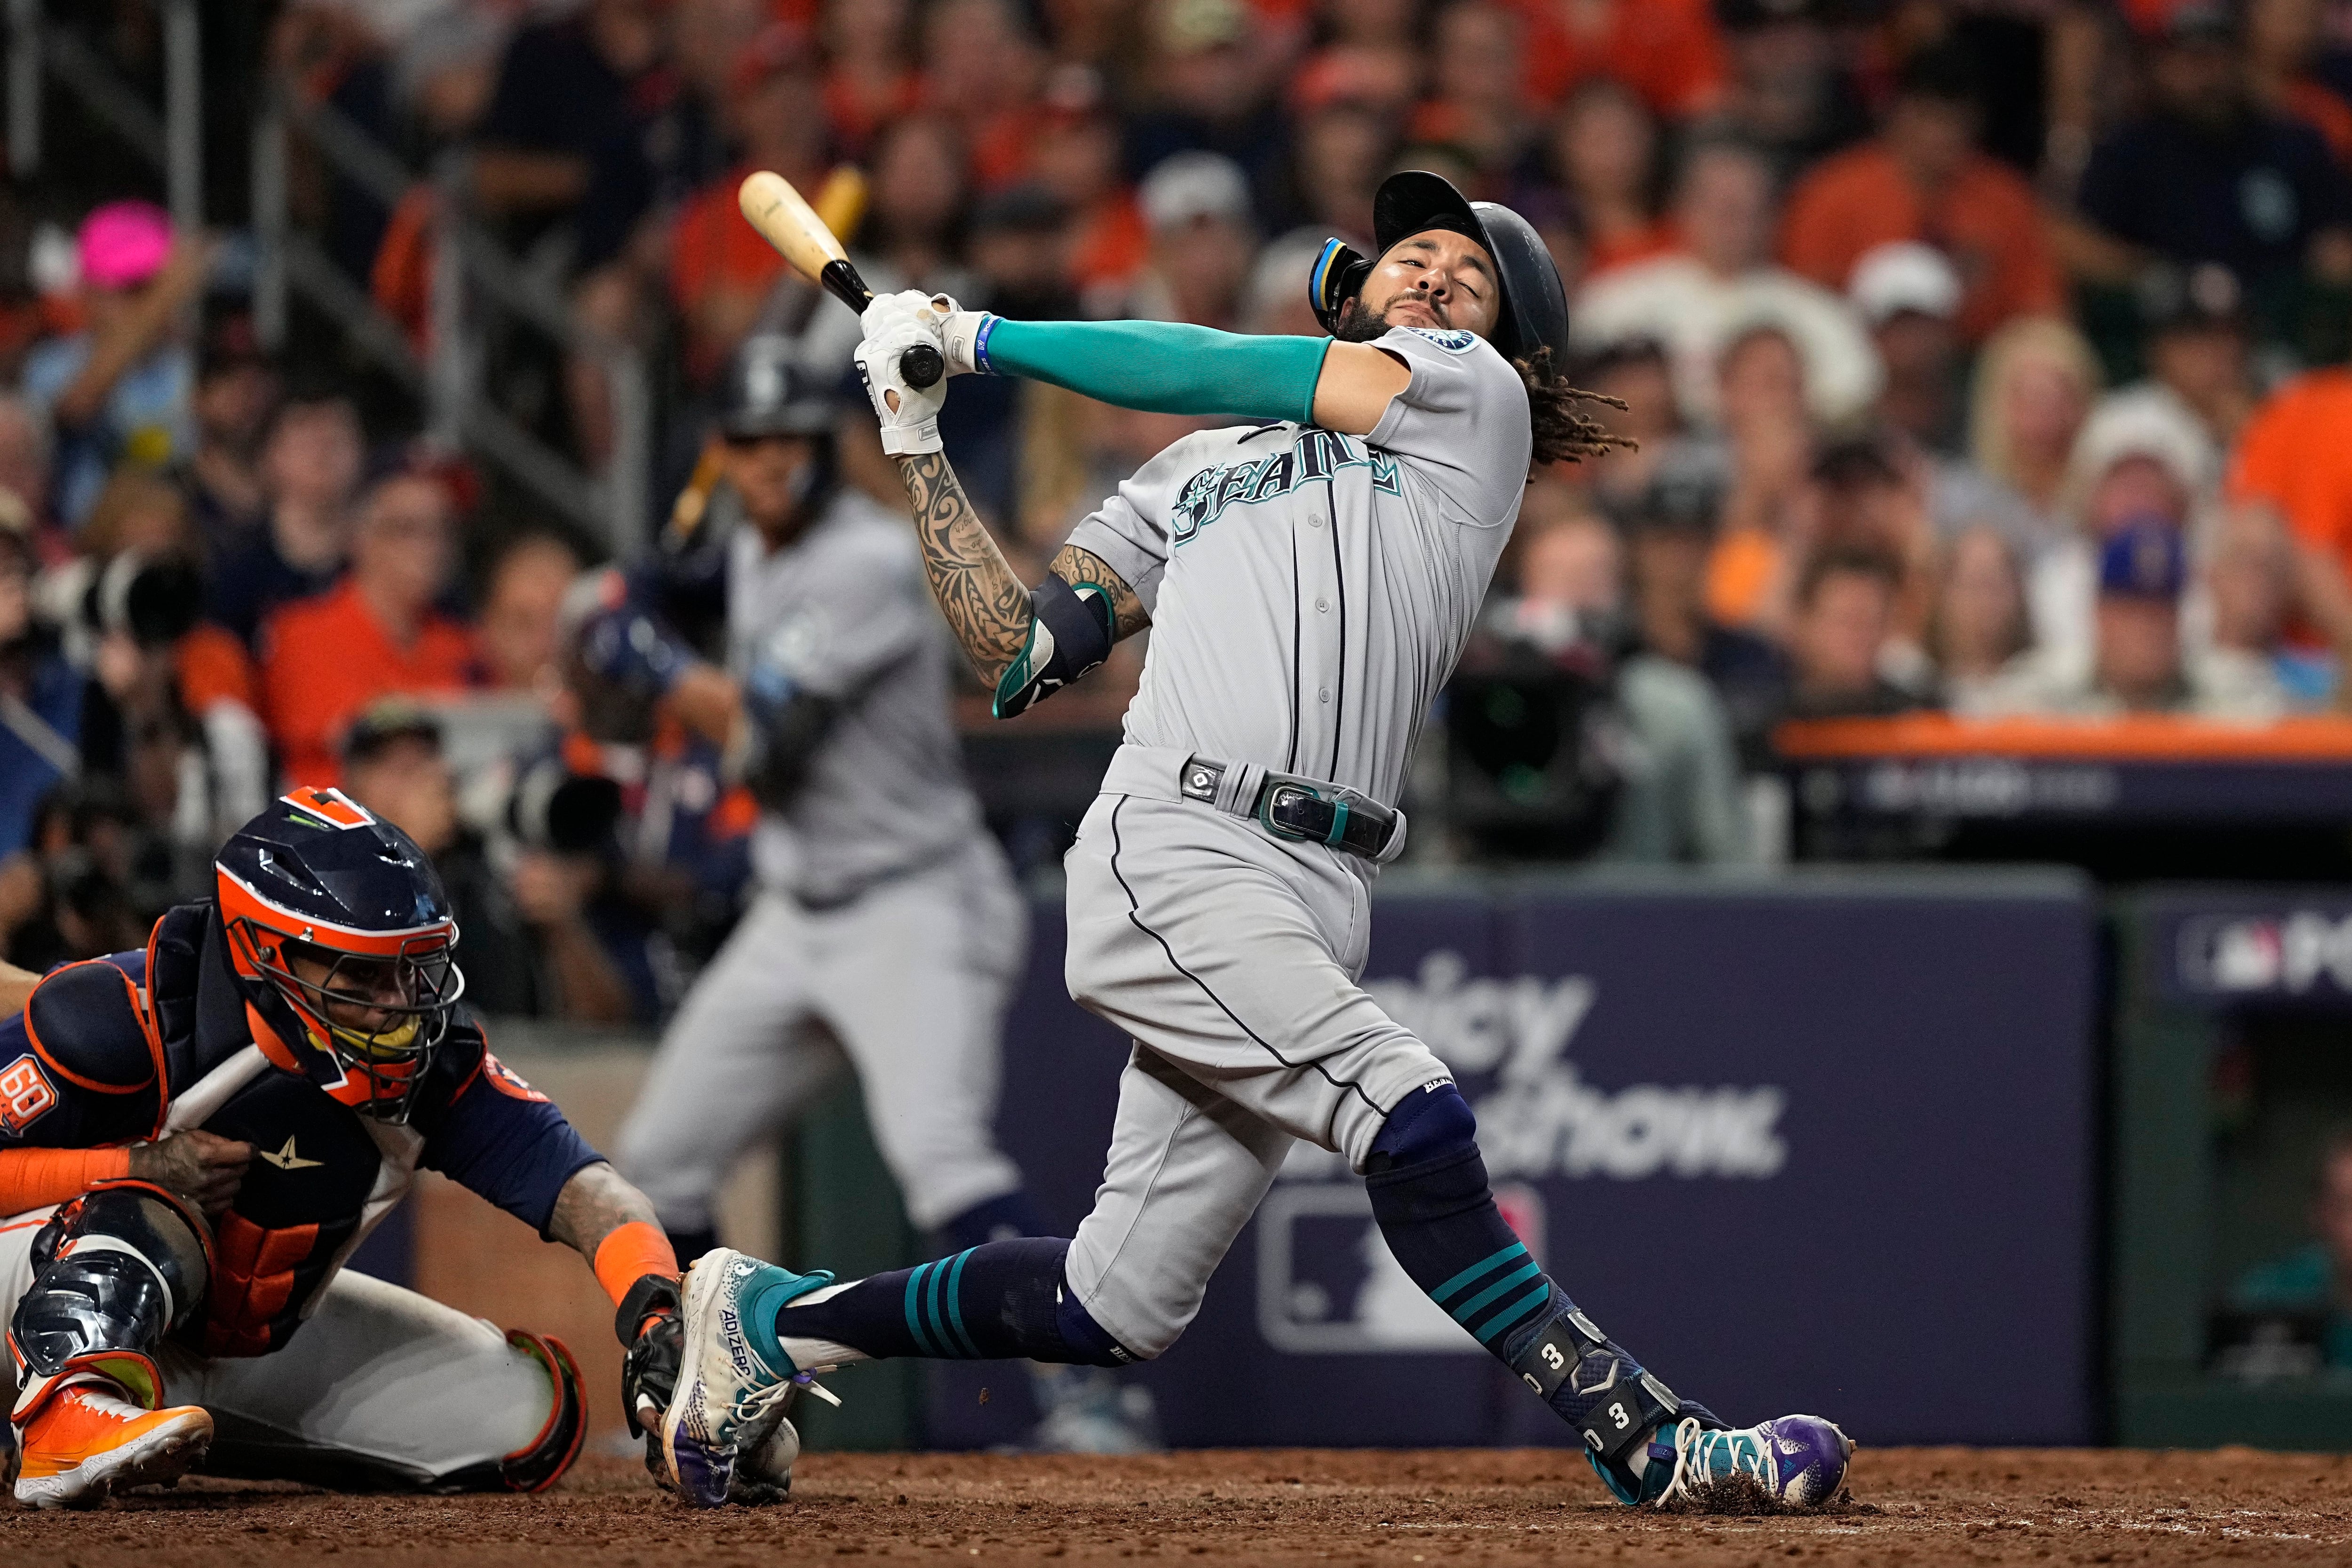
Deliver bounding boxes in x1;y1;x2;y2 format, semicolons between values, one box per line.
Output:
941;310;1001;376
592;1219;680;1313
0;1146;131;1216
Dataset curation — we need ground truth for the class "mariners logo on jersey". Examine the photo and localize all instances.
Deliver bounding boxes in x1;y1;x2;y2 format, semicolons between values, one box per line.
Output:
1406;327;1478;353
1169;427;1404;546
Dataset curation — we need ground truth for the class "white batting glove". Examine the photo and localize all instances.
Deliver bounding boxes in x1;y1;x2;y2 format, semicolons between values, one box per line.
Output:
858;290;996;376
859;288;955;343
854;329;946;456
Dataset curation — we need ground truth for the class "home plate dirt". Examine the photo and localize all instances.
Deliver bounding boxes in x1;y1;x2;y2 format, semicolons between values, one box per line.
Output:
6;1447;2352;1565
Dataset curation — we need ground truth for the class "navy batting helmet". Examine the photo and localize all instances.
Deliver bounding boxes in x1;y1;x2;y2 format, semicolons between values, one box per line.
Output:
716;334;839;441
1309;170;1570;365
215;787;465;1122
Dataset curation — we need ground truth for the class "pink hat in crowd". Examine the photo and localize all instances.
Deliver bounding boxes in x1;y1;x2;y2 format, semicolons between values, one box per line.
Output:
77;200;173;291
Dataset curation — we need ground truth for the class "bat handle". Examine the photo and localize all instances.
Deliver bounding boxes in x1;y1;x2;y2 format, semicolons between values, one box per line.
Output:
900;342;945;390
820;259;947;389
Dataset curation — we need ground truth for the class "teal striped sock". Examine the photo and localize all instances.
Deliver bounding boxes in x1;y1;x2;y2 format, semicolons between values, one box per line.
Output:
775;1238;1131;1367
1367;1141;1687;1471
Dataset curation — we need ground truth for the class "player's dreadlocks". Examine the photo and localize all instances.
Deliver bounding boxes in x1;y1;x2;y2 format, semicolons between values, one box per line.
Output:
1513;347;1632;469
1332;299;1629;470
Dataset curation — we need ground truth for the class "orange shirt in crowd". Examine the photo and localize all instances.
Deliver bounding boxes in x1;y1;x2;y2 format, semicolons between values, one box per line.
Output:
1779;144;2062;343
176;623;255;715
1068;194;1150;297
1705;526;1781;630
2232;369;2352;593
1506;0;1726;118
258;580;476;789
669;168;791;320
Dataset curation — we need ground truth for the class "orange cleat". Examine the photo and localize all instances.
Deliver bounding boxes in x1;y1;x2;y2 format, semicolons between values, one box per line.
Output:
13;1384;212;1509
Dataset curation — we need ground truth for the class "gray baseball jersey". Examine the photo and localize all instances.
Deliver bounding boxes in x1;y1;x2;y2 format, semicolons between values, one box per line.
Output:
725;486;985;906
1049;325;1536;1358
1064;324;1533;810
619;483;1030;1240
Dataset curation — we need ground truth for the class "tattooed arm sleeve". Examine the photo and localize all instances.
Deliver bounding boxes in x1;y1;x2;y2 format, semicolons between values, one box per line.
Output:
892;453;1146;695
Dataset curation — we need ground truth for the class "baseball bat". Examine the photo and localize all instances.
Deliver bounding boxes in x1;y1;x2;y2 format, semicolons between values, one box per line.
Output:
737;169;945;390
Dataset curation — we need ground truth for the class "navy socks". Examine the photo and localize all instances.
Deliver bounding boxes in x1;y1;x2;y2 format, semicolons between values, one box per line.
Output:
775;1237;1133;1368
1364;1085;1701;1485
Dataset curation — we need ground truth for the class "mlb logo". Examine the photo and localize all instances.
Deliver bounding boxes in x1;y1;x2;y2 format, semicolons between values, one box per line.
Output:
1255;1180;1545;1354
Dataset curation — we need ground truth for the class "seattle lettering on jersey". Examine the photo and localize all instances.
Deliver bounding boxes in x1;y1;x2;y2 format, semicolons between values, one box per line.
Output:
1168;427;1404;547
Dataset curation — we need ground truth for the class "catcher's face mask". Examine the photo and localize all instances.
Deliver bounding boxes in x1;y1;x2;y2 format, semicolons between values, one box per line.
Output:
226;914;465;1122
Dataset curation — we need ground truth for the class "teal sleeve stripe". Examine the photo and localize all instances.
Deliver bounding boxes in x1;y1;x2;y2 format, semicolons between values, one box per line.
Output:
983;318;1330;425
1431;1242;1527;1306
1448;1259;1544;1326
1472;1281;1556;1347
943;1249;980;1358
905;1265;938;1356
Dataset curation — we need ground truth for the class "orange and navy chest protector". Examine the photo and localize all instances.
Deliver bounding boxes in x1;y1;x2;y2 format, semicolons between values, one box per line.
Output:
0;900;600;1356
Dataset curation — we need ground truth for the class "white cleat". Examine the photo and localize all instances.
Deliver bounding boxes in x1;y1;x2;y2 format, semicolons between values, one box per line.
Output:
661;1248;833;1508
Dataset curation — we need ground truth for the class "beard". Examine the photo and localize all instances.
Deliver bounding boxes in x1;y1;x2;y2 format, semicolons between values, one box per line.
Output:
1333;294;1414;343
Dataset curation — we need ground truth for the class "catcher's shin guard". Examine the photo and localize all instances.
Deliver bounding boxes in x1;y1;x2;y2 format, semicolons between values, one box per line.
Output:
436;1329;588;1493
9;1181;211;1425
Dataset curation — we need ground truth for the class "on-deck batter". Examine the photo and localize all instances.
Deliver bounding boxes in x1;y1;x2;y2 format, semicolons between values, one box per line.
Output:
660;171;1854;1512
596;338;1152;1453
605;340;1028;1250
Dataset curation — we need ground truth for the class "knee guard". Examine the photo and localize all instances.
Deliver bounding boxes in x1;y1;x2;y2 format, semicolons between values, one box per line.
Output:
1366;1081;1476;1173
9;1181;211;1424
434;1330;587;1494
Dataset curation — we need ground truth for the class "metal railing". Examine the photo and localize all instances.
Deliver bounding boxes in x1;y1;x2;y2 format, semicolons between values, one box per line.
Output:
4;2;651;557
7;0;203;232
252;84;652;557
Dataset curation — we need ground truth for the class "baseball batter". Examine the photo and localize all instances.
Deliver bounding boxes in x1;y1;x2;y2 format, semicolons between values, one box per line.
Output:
661;172;1853;1510
594;339;1151;1451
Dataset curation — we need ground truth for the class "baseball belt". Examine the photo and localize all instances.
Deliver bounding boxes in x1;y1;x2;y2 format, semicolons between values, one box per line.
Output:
1099;744;1410;863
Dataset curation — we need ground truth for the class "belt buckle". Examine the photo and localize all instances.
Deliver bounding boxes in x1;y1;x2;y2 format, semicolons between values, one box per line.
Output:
1257;780;1327;844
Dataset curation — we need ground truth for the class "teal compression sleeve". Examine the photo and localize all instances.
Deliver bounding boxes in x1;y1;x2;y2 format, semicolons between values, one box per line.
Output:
977;318;1331;424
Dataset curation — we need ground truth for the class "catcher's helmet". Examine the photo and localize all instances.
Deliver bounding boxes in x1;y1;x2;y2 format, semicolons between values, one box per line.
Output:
214;787;465;1123
1309;170;1570;365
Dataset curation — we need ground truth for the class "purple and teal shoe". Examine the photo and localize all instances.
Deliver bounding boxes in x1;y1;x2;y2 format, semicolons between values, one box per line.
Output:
1648;1414;1854;1509
661;1249;836;1508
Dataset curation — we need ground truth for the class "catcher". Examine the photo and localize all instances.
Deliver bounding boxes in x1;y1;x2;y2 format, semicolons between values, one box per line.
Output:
0;787;750;1506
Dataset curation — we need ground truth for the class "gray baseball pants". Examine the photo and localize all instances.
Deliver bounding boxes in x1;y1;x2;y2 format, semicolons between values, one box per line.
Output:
617;837;1029;1235
0;1213;552;1481
1061;781;1451;1359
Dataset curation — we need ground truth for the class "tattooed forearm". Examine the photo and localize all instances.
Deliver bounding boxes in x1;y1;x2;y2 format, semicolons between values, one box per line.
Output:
895;452;1033;684
1049;543;1151;639
549;1160;663;1263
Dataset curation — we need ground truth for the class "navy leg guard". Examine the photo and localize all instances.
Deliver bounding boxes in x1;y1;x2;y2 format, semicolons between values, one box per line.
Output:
1364;1085;1715;1500
776;1238;1136;1368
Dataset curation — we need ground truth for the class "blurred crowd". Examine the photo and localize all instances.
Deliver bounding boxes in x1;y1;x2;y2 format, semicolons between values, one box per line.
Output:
15;0;2352;1004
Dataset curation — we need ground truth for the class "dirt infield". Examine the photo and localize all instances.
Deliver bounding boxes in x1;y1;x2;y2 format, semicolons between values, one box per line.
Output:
6;1445;2352;1566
